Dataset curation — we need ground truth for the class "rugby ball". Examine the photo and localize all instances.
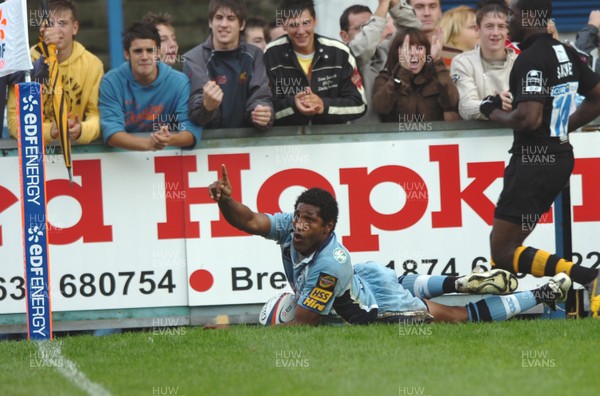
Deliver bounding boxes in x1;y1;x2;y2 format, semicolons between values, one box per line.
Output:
259;292;297;325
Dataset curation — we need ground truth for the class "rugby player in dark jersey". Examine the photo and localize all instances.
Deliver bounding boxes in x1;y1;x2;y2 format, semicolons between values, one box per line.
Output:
480;0;600;317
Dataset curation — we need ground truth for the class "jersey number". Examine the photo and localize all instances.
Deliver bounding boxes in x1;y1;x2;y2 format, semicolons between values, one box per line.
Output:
550;82;578;141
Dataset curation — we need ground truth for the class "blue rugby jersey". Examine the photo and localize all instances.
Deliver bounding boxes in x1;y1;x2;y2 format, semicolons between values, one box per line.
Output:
265;213;427;324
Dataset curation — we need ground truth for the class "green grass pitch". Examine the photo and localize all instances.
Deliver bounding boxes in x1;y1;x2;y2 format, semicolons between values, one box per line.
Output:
1;319;599;395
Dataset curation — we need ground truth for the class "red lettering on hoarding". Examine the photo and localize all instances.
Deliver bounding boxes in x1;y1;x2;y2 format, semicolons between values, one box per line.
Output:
340;166;428;251
155;154;250;239
0;186;19;246
573;158;600;222
47;159;113;244
430;144;505;227
463;161;510;223
209;154;250;237
5;146;600;251
155;155;191;239
256;169;334;214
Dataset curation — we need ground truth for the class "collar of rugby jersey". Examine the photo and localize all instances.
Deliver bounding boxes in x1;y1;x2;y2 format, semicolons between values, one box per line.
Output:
292;232;335;269
517;32;552;51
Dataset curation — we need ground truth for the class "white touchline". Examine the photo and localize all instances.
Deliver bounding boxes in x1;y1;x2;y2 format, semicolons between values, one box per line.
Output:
37;341;112;396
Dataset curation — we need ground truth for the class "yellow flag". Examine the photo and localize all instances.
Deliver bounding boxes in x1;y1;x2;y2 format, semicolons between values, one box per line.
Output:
36;20;72;182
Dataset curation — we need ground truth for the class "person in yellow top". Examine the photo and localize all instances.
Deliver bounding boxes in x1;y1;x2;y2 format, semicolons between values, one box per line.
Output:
8;0;103;144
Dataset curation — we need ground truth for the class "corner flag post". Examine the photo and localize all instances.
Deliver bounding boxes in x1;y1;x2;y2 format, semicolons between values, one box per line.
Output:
0;0;53;341
16;81;53;340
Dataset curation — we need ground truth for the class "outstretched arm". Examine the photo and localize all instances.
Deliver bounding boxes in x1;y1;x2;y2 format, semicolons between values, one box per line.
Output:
390;0;421;30
487;100;544;131
347;0;389;68
209;164;271;237
568;83;600;132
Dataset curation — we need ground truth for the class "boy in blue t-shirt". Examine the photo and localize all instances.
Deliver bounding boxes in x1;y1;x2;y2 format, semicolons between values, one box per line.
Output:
99;22;201;151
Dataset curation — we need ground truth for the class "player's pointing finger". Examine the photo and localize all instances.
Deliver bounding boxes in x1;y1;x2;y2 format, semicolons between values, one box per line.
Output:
221;164;229;183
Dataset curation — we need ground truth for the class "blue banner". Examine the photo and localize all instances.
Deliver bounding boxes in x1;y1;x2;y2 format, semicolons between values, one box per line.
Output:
16;81;53;340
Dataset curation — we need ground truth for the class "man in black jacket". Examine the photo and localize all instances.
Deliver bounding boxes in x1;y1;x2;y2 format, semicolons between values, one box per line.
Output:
264;0;367;126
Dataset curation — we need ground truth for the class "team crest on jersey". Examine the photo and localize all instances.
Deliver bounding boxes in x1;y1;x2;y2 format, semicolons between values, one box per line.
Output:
451;73;460;83
215;75;227;85
239;72;248;84
333;248;347;263
525;70;542;93
318;273;337;290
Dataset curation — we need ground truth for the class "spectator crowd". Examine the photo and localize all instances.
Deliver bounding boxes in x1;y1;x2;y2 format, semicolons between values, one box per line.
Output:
2;0;600;147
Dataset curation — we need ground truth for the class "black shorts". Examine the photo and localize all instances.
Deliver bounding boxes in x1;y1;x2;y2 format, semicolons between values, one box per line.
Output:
494;149;574;226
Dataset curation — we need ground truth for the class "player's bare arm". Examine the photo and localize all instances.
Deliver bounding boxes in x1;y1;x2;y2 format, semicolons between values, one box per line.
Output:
279;306;321;326
488;100;544;131
208;164;271;237
568;83;600;132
